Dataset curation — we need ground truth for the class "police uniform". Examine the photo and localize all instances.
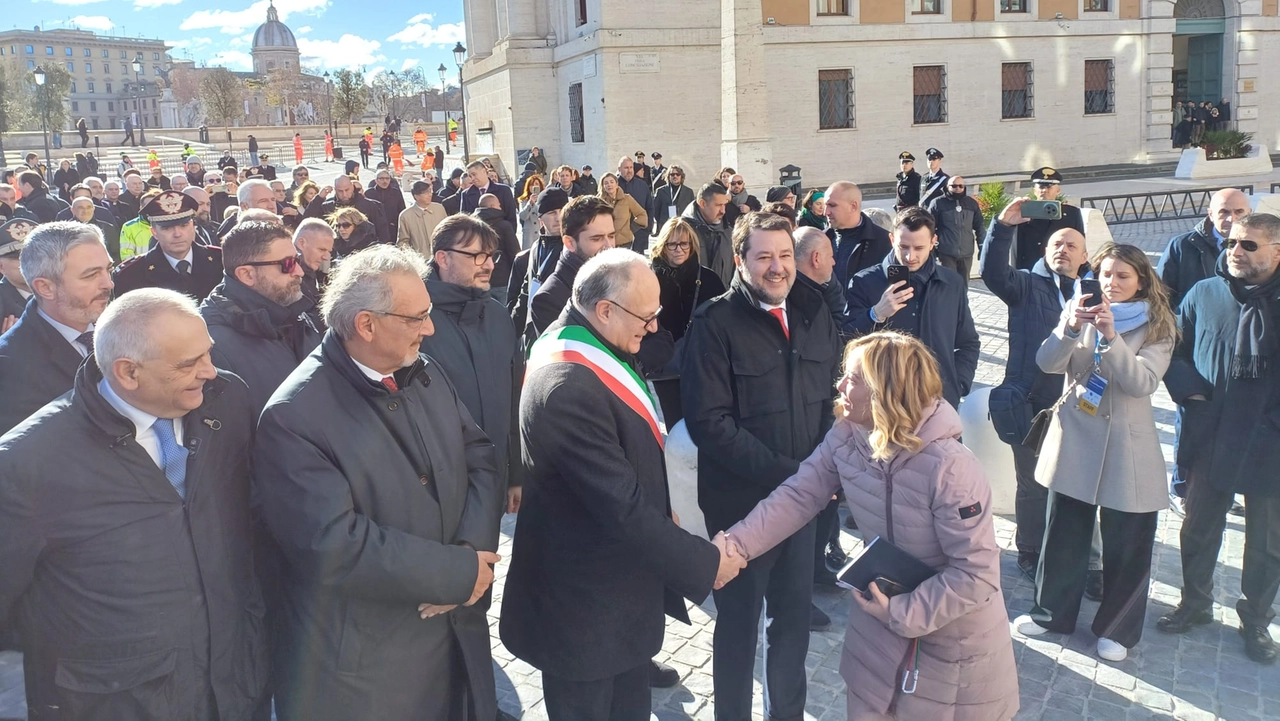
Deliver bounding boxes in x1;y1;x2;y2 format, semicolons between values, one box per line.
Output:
1014;166;1086;271
895;151;922;210
112;191;224;300
920;147;950;208
0;219;36;320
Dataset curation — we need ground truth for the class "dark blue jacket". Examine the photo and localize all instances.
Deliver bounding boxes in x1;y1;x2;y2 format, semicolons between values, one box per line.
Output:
826;213;892;291
846;253;979;408
1157;217;1221;311
980;220;1070;443
0;300;85;435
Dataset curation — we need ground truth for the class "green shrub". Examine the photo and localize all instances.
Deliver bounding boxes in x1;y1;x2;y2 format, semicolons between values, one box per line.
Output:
976;182;1012;227
1202;129;1254;160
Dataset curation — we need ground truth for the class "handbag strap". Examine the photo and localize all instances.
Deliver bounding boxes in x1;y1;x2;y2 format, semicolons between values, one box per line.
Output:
1049;362;1097;413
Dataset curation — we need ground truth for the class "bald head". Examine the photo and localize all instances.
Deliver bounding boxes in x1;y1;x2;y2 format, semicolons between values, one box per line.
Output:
1045;228;1089;278
794;226;836;285
1209;188;1251;238
824;181;863;230
479;193;501;210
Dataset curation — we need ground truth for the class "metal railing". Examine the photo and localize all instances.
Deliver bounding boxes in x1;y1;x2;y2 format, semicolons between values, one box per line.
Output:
1079;185;1253;225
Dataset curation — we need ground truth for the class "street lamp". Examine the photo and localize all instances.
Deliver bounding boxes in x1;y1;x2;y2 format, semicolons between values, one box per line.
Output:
131;54;147;145
32;66;52;186
438;63;449;155
323;71;333;133
452;42;468;163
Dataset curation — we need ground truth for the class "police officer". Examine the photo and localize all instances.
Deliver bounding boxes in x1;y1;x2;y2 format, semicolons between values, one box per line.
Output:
0;219;35;324
920;147;949;207
895;151;921;211
1014;166;1086;271
112;190;224;300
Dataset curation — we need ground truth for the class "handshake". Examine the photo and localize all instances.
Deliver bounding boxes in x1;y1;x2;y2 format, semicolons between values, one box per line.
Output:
712;532;747;590
419;550;502;619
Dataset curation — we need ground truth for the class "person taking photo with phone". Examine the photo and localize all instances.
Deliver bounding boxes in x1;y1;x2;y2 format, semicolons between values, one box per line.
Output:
1012;243;1177;662
722;332;1019;720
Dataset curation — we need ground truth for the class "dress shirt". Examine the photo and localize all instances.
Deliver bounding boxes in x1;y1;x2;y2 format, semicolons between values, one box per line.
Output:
98;376;185;468
164;247;195;272
38;307;94;358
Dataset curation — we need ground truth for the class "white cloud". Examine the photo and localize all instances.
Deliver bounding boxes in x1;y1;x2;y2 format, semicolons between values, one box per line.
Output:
297;34;384;71
168;37;213;50
35;0;107;6
229;34;253;48
406;13;432;24
295;26;311;35
181;0;330;35
400;58;419;72
134;0;182;8
69;15;114;31
387;20;465;48
208;50;253;71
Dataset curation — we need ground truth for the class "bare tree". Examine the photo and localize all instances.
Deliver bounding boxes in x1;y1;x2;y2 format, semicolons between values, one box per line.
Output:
168;66;205;127
200;68;245;148
331;69;367;138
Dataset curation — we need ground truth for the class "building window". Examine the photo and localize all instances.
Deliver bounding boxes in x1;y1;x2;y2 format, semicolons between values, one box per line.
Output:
87;81;95;93
25;45;34;54
817;0;849;14
105;81;112;93
65;47;73;57
46;46;54;55
27;59;35;70
89;101;97;111
86;62;92;74
153;52;160;60
71;101;80;112
91;117;99;129
913;65;947;124
914;0;941;13
122;63;129;74
66;61;74;72
1085;59;1115;114
575;0;588;26
108;101;114;111
1084;0;1110;9
109;116;116;128
1000;0;1028;10
568;82;585;143
151;98;157;110
102;49;109;58
1001;62;1033;119
818;69;855;129
70;80;77;93
84;48;91;56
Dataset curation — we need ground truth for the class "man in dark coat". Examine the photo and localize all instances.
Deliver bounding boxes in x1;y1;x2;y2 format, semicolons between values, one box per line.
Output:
824;180;892;290
293;218;334;310
112;191;224;300
1014;167;1086;270
845;207;980;408
254;245;502;721
981;199;1090;577
422;215;523;515
302;175;391;244
68;196;122;262
652;165;694;234
925;175;985;290
502;250;728;718
16;171;69;223
199;221;322;414
0;220;114;435
528;195;616;340
617;156;654;252
507;189;567;335
920;147;949;208
472;194;520;305
681;184;734;287
1158;213;1280;664
364;168;406;241
0;289;270;721
0;219;34;328
894;151;921;210
681;212;842;721
460;161;518;228
577;165;599;197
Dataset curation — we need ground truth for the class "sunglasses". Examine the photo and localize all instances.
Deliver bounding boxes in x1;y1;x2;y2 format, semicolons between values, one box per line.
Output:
1226;238;1267;252
948;184;966;190
336;222;354;230
240;255;299;274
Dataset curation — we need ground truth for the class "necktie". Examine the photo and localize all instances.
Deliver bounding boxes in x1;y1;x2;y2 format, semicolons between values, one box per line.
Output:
381;376;399;392
75;330;94;356
151;418;188;499
177;260;191;275
768;307;789;341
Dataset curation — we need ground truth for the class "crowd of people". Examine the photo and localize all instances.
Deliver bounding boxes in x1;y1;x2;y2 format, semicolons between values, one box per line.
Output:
1173;97;1233;149
0;133;1275;721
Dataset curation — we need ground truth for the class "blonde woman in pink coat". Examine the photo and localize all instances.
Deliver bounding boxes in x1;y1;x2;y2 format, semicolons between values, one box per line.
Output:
725;332;1018;720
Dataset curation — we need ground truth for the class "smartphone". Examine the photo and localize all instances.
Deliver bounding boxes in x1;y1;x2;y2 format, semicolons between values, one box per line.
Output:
1079;278;1103;309
886;264;909;287
1021;199;1062;221
208;183;228;194
872;576;910;598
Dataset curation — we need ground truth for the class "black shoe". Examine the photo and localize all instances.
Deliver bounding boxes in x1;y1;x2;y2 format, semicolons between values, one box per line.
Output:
1084;570;1104;602
648;659;680;688
1240;625;1278;664
814;566;839;587
824;543;849;570
1017;552;1039;580
843;514;858;531
811;603;831;630
1156;605;1213;634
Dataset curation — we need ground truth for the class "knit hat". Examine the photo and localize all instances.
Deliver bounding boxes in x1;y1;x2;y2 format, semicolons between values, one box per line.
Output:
765;186;792;203
185;155;202;166
537;188;569;216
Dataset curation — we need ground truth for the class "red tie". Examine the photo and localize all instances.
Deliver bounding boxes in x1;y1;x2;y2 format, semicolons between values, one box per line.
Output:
381;376;399;392
768;308;789;340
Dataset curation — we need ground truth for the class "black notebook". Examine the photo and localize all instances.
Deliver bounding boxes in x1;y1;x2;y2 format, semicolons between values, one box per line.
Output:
836;536;937;597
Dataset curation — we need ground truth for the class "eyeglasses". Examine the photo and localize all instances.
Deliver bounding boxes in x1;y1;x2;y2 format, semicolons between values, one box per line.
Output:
665;241;692;251
368;306;433;326
948;184;966;190
607;299;662;328
239;255;299;274
442;247;501;266
1226;238;1268;252
336;222;354;229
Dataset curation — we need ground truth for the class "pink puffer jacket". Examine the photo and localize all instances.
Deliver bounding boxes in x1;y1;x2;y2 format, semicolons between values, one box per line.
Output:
727;400;1018;721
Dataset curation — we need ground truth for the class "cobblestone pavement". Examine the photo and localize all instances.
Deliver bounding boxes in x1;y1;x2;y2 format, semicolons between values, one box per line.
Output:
3;218;1277;721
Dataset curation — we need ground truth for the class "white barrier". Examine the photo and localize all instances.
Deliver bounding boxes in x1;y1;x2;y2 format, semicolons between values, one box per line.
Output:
958;387;1018;516
665;421;709;541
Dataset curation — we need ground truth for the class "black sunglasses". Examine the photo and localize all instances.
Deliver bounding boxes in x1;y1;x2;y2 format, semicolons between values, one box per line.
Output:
336;222;354;229
948;184;966;189
1226;238;1266;252
240;255;299;274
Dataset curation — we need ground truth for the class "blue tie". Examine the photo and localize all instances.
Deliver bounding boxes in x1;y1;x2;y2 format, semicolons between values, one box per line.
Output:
152;418;188;499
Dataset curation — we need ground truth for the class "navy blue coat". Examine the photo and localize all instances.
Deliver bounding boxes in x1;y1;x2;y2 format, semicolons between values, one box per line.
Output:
1157;217;1221;310
826;214;892;291
0;301;85;435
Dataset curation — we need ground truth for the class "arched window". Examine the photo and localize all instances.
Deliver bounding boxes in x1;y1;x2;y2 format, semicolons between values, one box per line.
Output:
1173;0;1226;18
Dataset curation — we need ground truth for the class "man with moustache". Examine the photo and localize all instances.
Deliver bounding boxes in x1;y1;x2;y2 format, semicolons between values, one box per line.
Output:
0;221;114;435
183;186;220;246
112;191;224;300
507;188;568;336
527;195;617;339
681;212;842;721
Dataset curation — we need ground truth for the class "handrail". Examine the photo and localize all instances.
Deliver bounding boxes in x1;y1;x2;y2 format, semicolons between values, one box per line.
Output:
1079;185;1253;225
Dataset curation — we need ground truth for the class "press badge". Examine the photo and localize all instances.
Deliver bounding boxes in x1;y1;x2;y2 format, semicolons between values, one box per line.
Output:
1078;372;1108;416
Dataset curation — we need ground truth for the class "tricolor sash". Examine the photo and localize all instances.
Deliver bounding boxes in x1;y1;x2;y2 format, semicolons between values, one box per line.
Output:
527;325;664;449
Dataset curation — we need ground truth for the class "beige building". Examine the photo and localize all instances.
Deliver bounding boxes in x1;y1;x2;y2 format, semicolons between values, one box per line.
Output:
461;0;1280;189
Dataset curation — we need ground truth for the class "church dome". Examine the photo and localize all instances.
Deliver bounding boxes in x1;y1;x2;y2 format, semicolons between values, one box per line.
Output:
253;3;296;49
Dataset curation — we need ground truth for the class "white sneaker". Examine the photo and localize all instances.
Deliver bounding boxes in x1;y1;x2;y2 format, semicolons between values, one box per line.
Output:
1097;637;1127;661
1014;614;1048;636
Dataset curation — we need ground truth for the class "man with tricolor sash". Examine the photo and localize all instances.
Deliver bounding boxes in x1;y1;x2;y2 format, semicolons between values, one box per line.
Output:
501;249;744;720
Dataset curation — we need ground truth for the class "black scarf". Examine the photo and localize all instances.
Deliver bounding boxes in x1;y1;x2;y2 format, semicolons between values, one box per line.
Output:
1217;257;1280;379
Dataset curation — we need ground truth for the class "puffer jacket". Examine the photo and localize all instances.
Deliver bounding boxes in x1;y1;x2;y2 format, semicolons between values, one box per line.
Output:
727;401;1018;721
1157;217;1220;310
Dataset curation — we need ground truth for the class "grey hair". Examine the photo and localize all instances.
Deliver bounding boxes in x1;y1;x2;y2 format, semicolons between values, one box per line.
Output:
321;245;430;340
19;221;107;286
572;248;651;312
293;217;335;244
863;207;894;233
794;226;829;259
95;288;202;369
237;178;271;206
104;180;122;191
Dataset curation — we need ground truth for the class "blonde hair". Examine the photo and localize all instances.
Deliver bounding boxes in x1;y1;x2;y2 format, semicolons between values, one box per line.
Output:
326;206;367;228
1089;242;1179;346
598;172;621;204
839;332;943;461
649;217;701;264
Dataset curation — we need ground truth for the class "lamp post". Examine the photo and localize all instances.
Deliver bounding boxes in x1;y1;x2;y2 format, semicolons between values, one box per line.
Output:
453;42;468;163
323;71;332;133
32;66;53;186
438;64;449;155
131;54;147;145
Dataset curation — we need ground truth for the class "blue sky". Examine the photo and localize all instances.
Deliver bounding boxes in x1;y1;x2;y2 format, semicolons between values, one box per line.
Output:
19;0;466;84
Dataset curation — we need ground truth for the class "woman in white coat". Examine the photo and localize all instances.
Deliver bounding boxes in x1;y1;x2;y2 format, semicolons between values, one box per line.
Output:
1015;243;1178;662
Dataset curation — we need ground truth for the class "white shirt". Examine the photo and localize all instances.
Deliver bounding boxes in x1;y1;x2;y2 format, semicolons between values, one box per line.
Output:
17;287;31;300
351;356;394;385
164;248;194;272
759;299;789;334
38;307;94;358
98;377;185;469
